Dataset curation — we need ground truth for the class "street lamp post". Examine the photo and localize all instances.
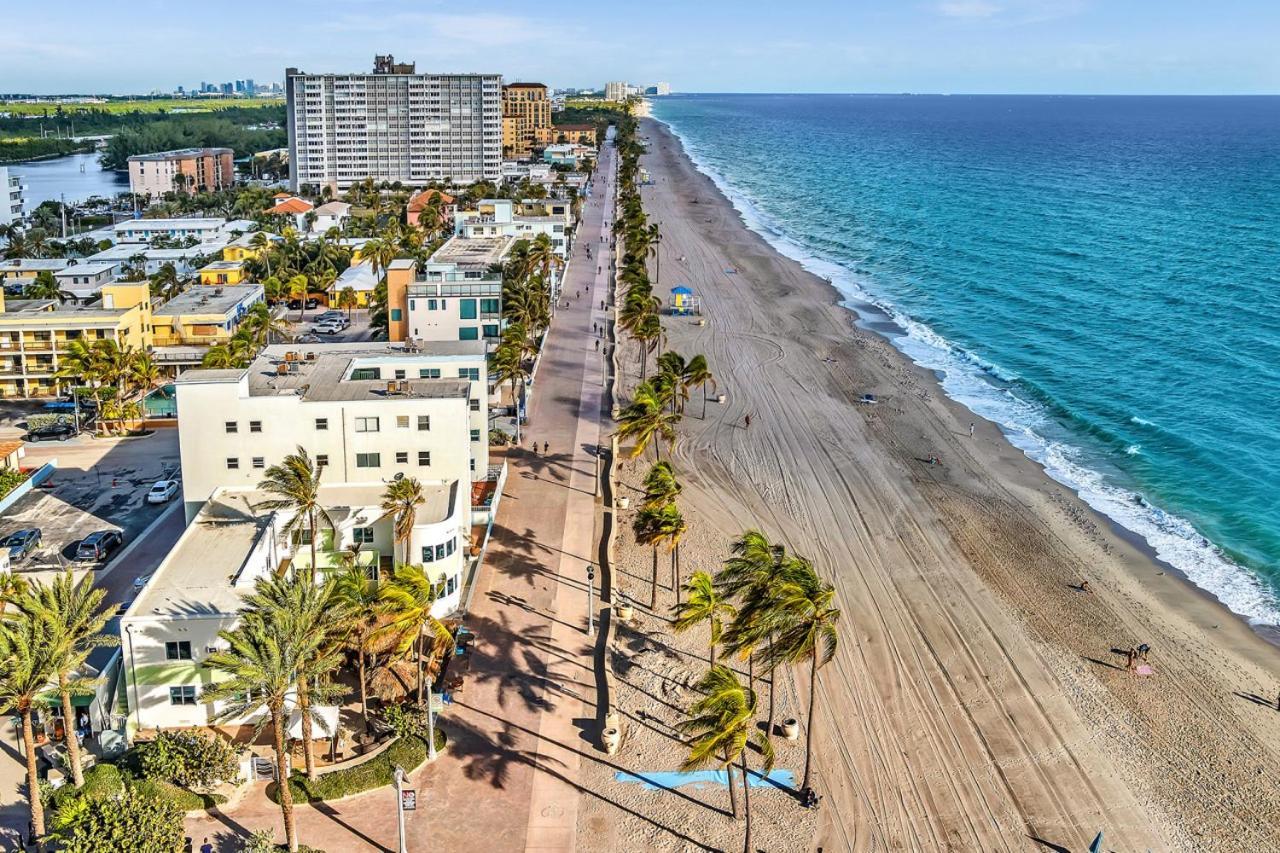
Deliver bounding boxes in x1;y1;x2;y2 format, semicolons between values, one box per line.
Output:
586;565;595;637
393;764;408;853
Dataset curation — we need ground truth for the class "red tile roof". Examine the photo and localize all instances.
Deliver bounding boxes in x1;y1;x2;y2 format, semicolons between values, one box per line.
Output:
267;197;314;215
408;189;455;211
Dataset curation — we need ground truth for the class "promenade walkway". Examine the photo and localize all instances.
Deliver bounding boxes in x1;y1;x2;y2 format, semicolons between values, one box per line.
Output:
186;143;617;853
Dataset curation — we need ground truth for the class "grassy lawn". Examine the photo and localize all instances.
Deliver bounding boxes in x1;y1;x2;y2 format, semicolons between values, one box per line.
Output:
1;97;283;115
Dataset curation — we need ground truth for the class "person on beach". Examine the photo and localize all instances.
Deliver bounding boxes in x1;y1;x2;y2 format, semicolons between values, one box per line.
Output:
531;439;537;455
1125;647;1137;672
970;422;976;437
744;413;752;430
543;441;549;455
1080;579;1091;593
1137;643;1151;661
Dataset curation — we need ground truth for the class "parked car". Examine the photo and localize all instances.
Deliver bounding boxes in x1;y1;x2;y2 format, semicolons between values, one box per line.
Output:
76;530;123;562
287;298;321;310
115;596;136;616
1;529;42;562
317;310;346;322
146;480;180;504
132;573;154;591
294;333;321;344
25;421;75;442
313;321;346;335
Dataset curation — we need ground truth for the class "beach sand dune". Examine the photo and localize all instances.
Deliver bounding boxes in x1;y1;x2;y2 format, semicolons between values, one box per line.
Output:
619;117;1280;851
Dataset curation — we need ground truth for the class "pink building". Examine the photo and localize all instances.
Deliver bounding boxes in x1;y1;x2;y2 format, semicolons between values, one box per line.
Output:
127;148;235;198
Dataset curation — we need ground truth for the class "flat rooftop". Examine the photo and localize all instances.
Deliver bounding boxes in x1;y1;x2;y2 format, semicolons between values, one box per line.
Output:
127;147;232;162
178;342;478;402
0;259;70;273
54;262;118;277
429;234;513;268
155;284;262;317
0;299;130;322
128;482;457;617
114;218;225;230
199;260;243;271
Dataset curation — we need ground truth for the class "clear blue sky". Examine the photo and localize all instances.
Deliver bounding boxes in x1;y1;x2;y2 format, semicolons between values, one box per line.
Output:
3;0;1278;95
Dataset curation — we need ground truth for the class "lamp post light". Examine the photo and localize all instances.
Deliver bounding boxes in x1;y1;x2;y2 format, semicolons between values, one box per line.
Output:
393;764;408;853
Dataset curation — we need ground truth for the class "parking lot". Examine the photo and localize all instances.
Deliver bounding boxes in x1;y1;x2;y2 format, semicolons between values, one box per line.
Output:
1;429;181;578
276;304;377;343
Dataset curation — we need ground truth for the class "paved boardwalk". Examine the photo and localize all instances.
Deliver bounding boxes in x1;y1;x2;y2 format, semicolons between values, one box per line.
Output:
186;143;617;853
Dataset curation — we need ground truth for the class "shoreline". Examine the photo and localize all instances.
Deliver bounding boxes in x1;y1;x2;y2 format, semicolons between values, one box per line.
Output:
631;115;1280;850
650;106;1280;633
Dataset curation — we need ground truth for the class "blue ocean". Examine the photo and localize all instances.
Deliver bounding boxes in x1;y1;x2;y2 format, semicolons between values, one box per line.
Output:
651;94;1280;625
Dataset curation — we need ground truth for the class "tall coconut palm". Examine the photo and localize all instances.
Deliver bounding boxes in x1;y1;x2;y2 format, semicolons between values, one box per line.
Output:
380;564;454;705
380;477;426;566
763;557;840;801
257;447;334;580
338;286;359;319
241;302;292;348
241;573;348;782
19;571;115;788
333;565;386;733
641;461;681;510
633;503;684;609
633;313;665;377
717;530;792;741
616;381;680;461
0;606;57;851
130;353;162;396
678;665;774;853
203;614;310;853
685;354;716;419
287;275;309;321
362;238;396;282
672;571;736;667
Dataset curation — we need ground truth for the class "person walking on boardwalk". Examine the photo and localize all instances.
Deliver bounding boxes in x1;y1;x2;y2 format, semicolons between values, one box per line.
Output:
595;339;600;352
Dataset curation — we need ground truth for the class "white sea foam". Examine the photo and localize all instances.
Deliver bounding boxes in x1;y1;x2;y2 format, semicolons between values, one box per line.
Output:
1126;444;1142;455
656;113;1280;627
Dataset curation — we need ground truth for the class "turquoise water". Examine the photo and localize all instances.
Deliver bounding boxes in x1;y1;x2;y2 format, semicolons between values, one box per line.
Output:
651;94;1280;625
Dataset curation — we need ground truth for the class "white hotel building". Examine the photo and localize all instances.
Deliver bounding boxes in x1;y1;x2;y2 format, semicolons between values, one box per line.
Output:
121;341;503;733
286;55;502;191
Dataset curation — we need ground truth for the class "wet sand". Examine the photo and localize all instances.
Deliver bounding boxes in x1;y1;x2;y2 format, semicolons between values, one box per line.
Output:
619;116;1280;851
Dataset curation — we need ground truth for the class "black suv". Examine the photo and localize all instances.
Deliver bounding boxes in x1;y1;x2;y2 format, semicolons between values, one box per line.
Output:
287;298;321;310
76;530;124;562
25;421;76;442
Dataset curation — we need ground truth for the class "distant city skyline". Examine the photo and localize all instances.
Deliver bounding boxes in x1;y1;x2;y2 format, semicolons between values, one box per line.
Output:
2;0;1278;95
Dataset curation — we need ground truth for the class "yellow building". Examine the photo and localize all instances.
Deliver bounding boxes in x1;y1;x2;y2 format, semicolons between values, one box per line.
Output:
222;232;281;263
151;284;265;347
198;260;247;286
552;123;598;146
502;83;554;159
0;284;152;398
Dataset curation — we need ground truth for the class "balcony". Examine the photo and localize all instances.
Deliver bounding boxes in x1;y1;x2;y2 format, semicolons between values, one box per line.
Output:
290;547;381;575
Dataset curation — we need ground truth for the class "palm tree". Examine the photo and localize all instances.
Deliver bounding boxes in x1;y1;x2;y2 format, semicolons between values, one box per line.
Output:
763;557;840;801
616;381;680;461
0;605;57;851
678;665;774;853
256;447;334;579
148;262;181;301
333;565;386;733
718;530;792;743
380;477;426;566
641;461;681;510
338;286;359;319
241;574;348;782
685;354;716;419
287;275;309;321
672;571;736;667
241;302;292;347
203;614;309;852
656;352;691;413
380;564;454;705
130;353;162;396
633;503;684;609
490;340;530;443
19;572;115;788
362;238;396;282
633;313;666;376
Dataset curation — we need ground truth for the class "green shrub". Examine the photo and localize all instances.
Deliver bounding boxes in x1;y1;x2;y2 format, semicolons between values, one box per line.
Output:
246;829;327;853
131;777;227;812
60;785;185;852
137;729;240;789
270;728;445;804
46;764;126;832
383;703;434;740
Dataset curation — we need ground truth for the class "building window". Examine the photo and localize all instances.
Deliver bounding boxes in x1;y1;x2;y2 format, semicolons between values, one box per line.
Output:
169;686;197;706
394;369;406;380
249;420;262;433
226;458;239;470
396;451;409;464
427;299;437;310
390;309;402;322
252;457;265;469
459;327;479;341
351;367;381;381
316;454;329;467
356;452;381;468
419;368;441;379
165;641;192;661
396;415;410;429
459;299;478;320
353;526;374;545
470;398;480;412
459;368;480;381
225;421;238;433
315;418;328;430
480;298;500;314
482;324;499;338
355;417;379;432
446;574;458;596
470;429;481;442
418;451;430;466
417;415;430;431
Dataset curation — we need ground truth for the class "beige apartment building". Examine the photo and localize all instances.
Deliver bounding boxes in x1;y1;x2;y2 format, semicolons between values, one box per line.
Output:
502;83;553;159
127;148;235;198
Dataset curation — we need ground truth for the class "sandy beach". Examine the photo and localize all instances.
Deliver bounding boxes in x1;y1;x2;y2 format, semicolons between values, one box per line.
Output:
582;117;1280;851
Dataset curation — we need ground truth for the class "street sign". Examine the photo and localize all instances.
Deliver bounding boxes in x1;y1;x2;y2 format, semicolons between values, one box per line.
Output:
402;789;417;811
